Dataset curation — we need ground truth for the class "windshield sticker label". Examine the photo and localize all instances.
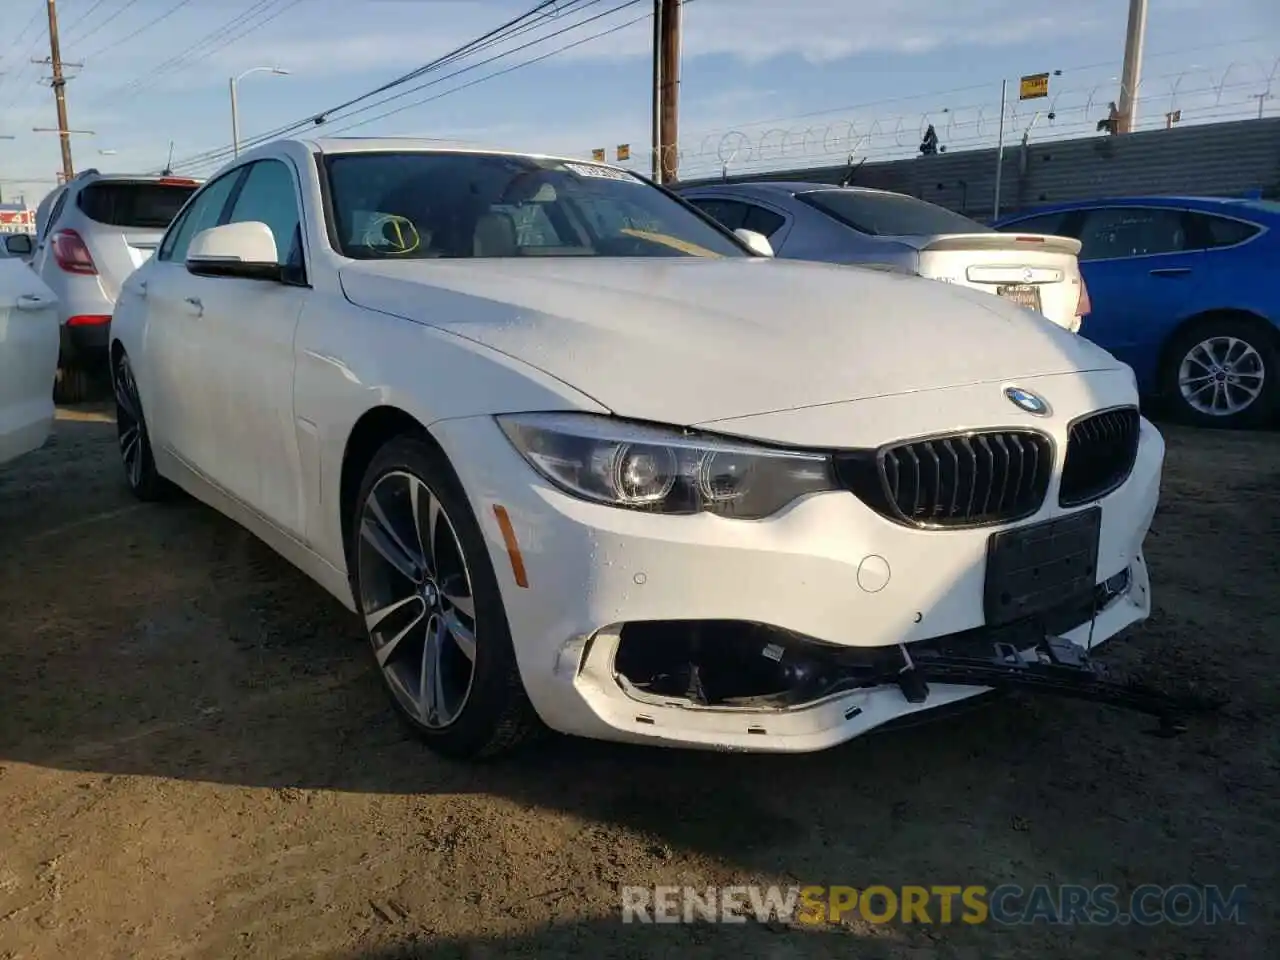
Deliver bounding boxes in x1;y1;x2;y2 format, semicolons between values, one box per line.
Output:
563;162;639;183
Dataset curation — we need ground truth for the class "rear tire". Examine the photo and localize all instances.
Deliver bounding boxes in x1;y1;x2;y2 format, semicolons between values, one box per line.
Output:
1159;316;1279;429
53;363;93;405
348;435;541;760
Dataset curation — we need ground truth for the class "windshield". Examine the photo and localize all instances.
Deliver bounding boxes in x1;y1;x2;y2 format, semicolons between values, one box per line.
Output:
77;181;199;229
323;151;748;260
798;189;991;237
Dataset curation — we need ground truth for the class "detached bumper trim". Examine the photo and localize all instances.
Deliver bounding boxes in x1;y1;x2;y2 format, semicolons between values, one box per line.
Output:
895;633;1221;736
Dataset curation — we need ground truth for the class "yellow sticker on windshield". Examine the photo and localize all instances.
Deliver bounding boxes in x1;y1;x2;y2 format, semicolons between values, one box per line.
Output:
362;214;421;255
619;228;723;258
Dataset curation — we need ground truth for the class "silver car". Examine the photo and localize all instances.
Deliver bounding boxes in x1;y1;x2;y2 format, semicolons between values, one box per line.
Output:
31;170;201;402
677;180;1088;333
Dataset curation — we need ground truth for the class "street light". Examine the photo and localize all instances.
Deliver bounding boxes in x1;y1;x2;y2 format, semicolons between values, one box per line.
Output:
230;66;289;158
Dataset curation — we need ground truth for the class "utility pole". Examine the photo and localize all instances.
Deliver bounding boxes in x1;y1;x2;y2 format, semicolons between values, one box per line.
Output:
657;0;681;184
38;0;77;181
1115;0;1148;134
650;0;662;181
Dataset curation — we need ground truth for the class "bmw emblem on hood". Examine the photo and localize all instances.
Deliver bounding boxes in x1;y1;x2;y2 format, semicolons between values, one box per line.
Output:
1004;386;1051;416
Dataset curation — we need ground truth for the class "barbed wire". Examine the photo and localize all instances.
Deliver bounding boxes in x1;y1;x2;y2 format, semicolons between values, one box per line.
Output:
637;58;1280;180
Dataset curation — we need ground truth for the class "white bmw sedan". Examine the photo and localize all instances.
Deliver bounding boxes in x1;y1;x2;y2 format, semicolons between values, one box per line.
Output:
109;137;1165;759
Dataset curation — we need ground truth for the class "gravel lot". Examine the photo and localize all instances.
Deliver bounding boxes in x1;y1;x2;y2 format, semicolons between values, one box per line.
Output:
0;405;1276;959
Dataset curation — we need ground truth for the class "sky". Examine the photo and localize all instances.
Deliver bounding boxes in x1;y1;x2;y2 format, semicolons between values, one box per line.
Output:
0;0;1278;206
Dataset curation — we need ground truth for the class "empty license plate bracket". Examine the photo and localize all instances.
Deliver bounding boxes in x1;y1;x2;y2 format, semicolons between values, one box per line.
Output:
984;507;1101;627
997;283;1043;312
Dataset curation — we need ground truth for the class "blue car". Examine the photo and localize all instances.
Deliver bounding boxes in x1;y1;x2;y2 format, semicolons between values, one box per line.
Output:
994;196;1279;428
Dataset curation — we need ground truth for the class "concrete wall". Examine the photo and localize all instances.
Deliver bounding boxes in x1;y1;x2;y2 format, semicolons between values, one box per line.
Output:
679;117;1280;220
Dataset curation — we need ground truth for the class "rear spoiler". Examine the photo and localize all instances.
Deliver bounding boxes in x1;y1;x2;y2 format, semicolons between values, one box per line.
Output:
897;232;1084;256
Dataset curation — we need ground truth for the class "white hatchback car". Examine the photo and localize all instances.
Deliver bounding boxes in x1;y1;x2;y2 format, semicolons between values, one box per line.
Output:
109;137;1169;760
0;258;60;467
31;170;201;402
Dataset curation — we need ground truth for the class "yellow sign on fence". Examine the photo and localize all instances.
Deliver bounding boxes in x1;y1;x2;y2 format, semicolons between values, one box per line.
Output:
616;144;631;161
591;148;606;162
1019;72;1050;100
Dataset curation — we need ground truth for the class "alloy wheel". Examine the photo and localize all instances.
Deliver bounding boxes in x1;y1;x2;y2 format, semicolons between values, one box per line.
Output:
114;355;146;490
1178;335;1266;417
356;470;479;729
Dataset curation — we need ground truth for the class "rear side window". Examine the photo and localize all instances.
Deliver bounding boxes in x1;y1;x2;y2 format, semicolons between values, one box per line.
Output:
77;181;199;229
688;198;749;231
742;204;787;239
797;189;991;237
1075;207;1188;260
1187;213;1260;249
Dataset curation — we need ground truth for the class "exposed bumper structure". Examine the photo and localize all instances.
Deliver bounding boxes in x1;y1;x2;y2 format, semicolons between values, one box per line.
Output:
434;380;1206;753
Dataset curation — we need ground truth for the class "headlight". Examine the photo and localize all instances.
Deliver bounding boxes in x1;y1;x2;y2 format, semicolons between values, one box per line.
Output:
497;412;837;519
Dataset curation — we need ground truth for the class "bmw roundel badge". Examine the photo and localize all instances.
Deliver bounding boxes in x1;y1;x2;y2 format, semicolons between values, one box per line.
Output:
1004;386;1051;416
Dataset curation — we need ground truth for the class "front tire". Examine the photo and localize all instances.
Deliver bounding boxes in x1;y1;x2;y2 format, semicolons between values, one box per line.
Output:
1160;317;1278;428
113;351;173;501
349;436;540;760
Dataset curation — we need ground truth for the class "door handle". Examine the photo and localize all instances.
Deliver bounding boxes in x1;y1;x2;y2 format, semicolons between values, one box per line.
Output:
184;296;204;317
1149;267;1191;277
137;280;148;297
15;294;50;311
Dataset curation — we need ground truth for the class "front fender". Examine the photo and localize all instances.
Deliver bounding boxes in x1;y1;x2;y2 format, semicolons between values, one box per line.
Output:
294;296;609;572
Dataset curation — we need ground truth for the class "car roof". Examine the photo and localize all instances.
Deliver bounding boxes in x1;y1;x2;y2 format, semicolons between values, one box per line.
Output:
681;180;899;198
997;195;1276;220
302;136;612;170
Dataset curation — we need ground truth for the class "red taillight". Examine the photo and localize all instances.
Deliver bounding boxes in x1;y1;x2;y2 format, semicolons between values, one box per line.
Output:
51;228;97;275
1014;235;1045;242
157;177;197;186
66;314;111;327
1076;277;1092;317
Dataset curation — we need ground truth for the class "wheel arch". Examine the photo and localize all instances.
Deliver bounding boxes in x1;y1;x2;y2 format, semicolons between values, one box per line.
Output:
338;405;442;554
1155;307;1280;390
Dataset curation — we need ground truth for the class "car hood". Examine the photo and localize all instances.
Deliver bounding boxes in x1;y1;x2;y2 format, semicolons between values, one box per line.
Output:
338;257;1124;425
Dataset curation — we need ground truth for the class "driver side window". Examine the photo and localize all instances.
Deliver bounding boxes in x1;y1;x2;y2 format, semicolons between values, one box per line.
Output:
223;159;304;269
159;170;242;263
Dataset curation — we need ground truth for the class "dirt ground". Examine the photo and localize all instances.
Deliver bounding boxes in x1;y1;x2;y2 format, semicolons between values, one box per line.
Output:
0;403;1276;960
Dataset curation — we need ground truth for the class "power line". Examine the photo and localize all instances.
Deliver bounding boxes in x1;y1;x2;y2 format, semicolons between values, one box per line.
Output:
84;0;291;106
63;0;138;45
324;1;651;137
81;0;200;62
163;0;590;172
319;0;637;134
175;0;675;178
0;8;49;108
2;4;44;56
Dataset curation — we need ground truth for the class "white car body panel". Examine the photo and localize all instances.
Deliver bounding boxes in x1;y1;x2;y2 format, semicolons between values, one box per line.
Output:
109;136;1164;754
338;256;1110;425
0;261;59;466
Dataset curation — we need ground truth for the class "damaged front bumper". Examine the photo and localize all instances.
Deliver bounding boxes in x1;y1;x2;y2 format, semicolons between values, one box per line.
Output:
557;557;1219;752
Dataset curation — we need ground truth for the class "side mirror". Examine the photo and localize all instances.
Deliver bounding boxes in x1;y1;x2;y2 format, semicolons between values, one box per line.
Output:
186;221;282;281
734;228;774;258
4;234;33;257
